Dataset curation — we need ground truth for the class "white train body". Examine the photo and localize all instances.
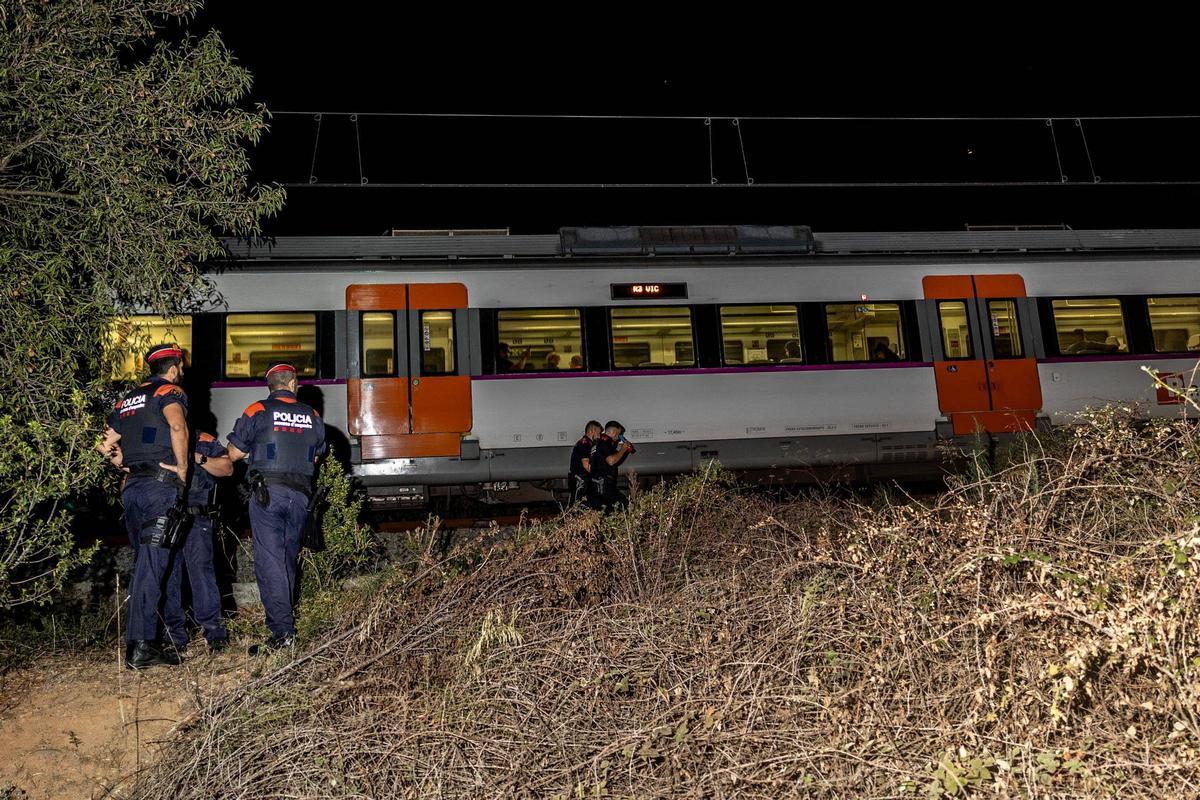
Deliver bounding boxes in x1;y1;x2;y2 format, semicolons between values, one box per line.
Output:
155;227;1200;503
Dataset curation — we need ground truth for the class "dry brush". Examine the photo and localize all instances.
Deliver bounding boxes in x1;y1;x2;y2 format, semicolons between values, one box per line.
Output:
135;409;1200;798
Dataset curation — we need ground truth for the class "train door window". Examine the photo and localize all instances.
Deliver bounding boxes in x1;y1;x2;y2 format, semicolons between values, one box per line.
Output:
361;312;396;377
935;301;973;360
609;307;695;368
419;310;456;375
719;305;802;365
1146;296;1200;353
107;315;193;381
987;300;1024;358
824;303;905;362
1050;298;1129;355
224;313;317;379
496;308;584;372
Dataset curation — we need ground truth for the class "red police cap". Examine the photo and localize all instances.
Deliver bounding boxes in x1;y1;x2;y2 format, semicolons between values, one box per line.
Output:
265;361;296;378
146;344;183;363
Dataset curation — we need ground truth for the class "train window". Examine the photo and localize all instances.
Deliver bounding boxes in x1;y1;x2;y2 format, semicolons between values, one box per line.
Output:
419;310;456;375
935;301;973;360
361;312;396;377
107;315;192;380
496;308;584;372
1050;298;1129;355
1146;296;1200;353
609;307;695;369
719;305;802;365
824;303;905;362
225;313;317;379
987;300;1024;358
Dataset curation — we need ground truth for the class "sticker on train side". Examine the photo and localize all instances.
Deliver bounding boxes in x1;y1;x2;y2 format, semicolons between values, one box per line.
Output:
1154;371;1199;405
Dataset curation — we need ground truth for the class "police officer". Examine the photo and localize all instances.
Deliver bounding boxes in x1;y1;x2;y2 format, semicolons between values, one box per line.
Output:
568;420;602;506
96;343;190;670
225;362;326;656
587;420;634;512
163;431;232;653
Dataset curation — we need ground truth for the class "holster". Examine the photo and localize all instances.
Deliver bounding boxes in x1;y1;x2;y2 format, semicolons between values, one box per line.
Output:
140;503;191;550
245;472;270;508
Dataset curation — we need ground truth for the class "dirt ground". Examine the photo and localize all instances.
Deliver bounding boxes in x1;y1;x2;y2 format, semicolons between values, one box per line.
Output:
0;647;253;799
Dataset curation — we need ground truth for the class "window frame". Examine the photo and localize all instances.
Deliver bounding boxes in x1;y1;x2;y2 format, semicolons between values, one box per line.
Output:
1142;294;1200;356
222;311;321;381
360;310;398;378
494;306;588;373
934;300;975;361
607;305;698;371
1045;296;1131;357
716;303;804;367
106;314;195;382
985;298;1025;360
417;309;458;377
821;301;910;364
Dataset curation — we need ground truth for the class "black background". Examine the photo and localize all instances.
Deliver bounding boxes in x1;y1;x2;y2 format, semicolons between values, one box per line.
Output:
197;5;1200;236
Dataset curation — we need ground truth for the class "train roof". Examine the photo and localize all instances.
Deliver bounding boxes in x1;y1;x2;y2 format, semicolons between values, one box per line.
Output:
218;226;1200;264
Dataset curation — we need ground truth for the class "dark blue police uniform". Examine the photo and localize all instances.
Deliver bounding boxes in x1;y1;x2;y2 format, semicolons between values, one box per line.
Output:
587;434;628;512
108;375;187;645
228;389;326;639
163;432;229;648
568;434;594;505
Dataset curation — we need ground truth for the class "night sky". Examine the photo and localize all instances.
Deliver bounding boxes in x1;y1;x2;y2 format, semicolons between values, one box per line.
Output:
198;5;1200;236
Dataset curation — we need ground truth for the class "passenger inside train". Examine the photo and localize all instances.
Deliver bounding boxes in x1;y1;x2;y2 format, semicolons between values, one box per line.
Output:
496;342;530;373
825;303;906;362
497;309;581;372
1051;298;1129;354
718;305;801;366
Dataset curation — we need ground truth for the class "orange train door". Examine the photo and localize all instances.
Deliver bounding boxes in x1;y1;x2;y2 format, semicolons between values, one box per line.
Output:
923;275;1043;435
347;283;471;459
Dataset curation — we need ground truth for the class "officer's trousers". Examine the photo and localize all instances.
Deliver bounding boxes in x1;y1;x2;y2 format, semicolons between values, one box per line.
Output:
249;485;308;638
568;473;589;507
164;516;228;647
586;476;626;513
122;478;178;643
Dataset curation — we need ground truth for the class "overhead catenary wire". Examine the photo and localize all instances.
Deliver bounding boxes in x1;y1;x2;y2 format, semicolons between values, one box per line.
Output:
276;180;1200;188
273;111;1200;122
276;111;1200;189
1076;118;1101;183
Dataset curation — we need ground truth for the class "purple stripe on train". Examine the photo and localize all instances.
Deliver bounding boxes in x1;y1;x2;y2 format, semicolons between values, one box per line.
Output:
211;378;348;388
473;362;934;380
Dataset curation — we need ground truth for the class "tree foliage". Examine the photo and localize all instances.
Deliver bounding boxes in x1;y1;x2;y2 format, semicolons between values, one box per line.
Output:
0;0;285;608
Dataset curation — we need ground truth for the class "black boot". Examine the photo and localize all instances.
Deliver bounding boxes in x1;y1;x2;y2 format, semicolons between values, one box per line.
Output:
206;637;229;653
160;639;186;662
248;634;295;657
125;640;180;670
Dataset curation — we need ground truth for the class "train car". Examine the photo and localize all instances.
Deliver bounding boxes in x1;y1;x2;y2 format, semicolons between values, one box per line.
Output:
112;226;1200;508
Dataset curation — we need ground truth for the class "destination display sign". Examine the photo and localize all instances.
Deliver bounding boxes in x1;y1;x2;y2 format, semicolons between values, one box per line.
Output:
610;282;688;300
